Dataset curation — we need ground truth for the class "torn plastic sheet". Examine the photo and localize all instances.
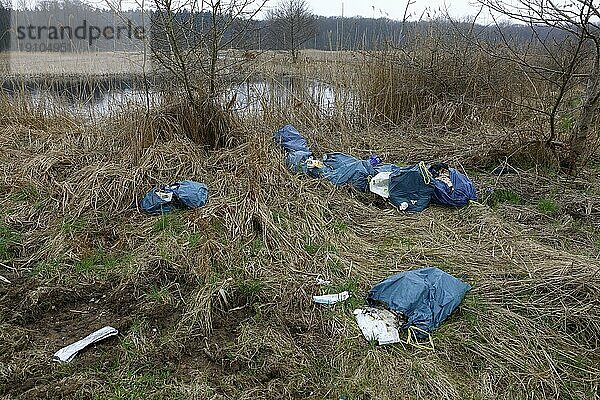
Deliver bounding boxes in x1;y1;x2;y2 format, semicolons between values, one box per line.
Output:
313;291;350;305
369;171;392;198
53;326;118;363
353;307;402;345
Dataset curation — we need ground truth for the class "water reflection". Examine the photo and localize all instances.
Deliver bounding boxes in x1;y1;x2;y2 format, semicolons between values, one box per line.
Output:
2;75;353;118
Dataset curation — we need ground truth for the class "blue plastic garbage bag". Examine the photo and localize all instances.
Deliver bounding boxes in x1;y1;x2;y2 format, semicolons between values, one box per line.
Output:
428;164;477;207
368;154;382;166
286;151;312;174
388;163;434;212
374;163;400;174
141;180;208;215
175;181;209;209
368;267;471;336
274;124;311;153
322;152;376;192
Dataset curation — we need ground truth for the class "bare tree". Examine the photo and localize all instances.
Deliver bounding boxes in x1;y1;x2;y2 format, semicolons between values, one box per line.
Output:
266;0;316;62
474;0;600;175
150;0;267;103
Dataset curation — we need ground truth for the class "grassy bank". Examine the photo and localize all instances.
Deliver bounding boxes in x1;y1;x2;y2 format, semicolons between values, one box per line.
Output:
1;88;599;399
2;29;600;398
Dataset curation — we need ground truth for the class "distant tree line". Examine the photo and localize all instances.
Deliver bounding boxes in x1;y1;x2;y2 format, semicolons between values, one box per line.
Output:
0;0;9;51
0;1;573;54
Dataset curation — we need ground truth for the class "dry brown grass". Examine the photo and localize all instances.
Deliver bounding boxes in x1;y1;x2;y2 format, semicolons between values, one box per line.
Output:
0;88;599;399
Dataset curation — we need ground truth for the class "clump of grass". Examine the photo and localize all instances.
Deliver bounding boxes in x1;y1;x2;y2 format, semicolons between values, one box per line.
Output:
73;250;121;276
359;33;520;128
133;95;238;151
537;198;559;215
488;189;523;206
153;213;186;234
0;222;20;262
237;279;265;299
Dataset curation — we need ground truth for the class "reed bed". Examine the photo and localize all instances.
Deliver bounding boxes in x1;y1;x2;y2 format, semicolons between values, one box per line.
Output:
1;35;600;399
1;78;599;398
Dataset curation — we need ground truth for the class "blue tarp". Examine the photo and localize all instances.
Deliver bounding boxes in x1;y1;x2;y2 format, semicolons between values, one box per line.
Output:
429;167;477;207
141;180;208;215
322;152;376;192
274;124;311;153
274;124;323;175
368;267;471;335
388;164;435;212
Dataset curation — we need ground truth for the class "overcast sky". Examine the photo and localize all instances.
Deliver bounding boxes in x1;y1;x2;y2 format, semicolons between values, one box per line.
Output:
15;0;486;20
269;0;484;21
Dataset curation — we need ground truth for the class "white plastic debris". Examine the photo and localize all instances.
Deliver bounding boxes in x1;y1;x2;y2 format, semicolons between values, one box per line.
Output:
53;326;118;363
155;191;173;202
306;157;324;169
315;277;331;285
369;171;392;198
353;307;401;345
313;291;350;305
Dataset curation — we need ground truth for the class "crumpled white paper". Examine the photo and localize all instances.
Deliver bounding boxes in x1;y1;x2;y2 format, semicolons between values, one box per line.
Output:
353;307;401;345
53;326;118;363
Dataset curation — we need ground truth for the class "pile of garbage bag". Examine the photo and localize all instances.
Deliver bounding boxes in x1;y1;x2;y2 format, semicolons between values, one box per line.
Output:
274;124;477;212
366;267;471;337
140;180;208;215
314;267;471;346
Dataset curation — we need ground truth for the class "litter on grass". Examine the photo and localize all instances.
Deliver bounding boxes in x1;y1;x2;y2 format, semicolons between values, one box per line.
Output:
353;307;402;345
428;163;477;207
322;152;376;192
315;277;331;285
386;162;435;212
353;268;469;346
367;267;471;337
53;326;118;363
140;180;208;215
313;291;350;305
274;124;477;212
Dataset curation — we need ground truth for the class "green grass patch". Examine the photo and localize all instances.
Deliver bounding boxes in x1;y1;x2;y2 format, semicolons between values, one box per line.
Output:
238;279;265;298
488;188;523;206
61;216;87;234
378;236;414;250
0;222;20;262
330;219;348;234
303;239;337;255
153;213;186;234
186;232;201;248
327;277;359;295
537;198;559;215
12;184;51;211
74;251;121;276
146;286;172;304
32;258;63;279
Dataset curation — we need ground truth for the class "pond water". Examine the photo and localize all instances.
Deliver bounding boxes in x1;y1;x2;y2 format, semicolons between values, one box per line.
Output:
2;75;353;119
